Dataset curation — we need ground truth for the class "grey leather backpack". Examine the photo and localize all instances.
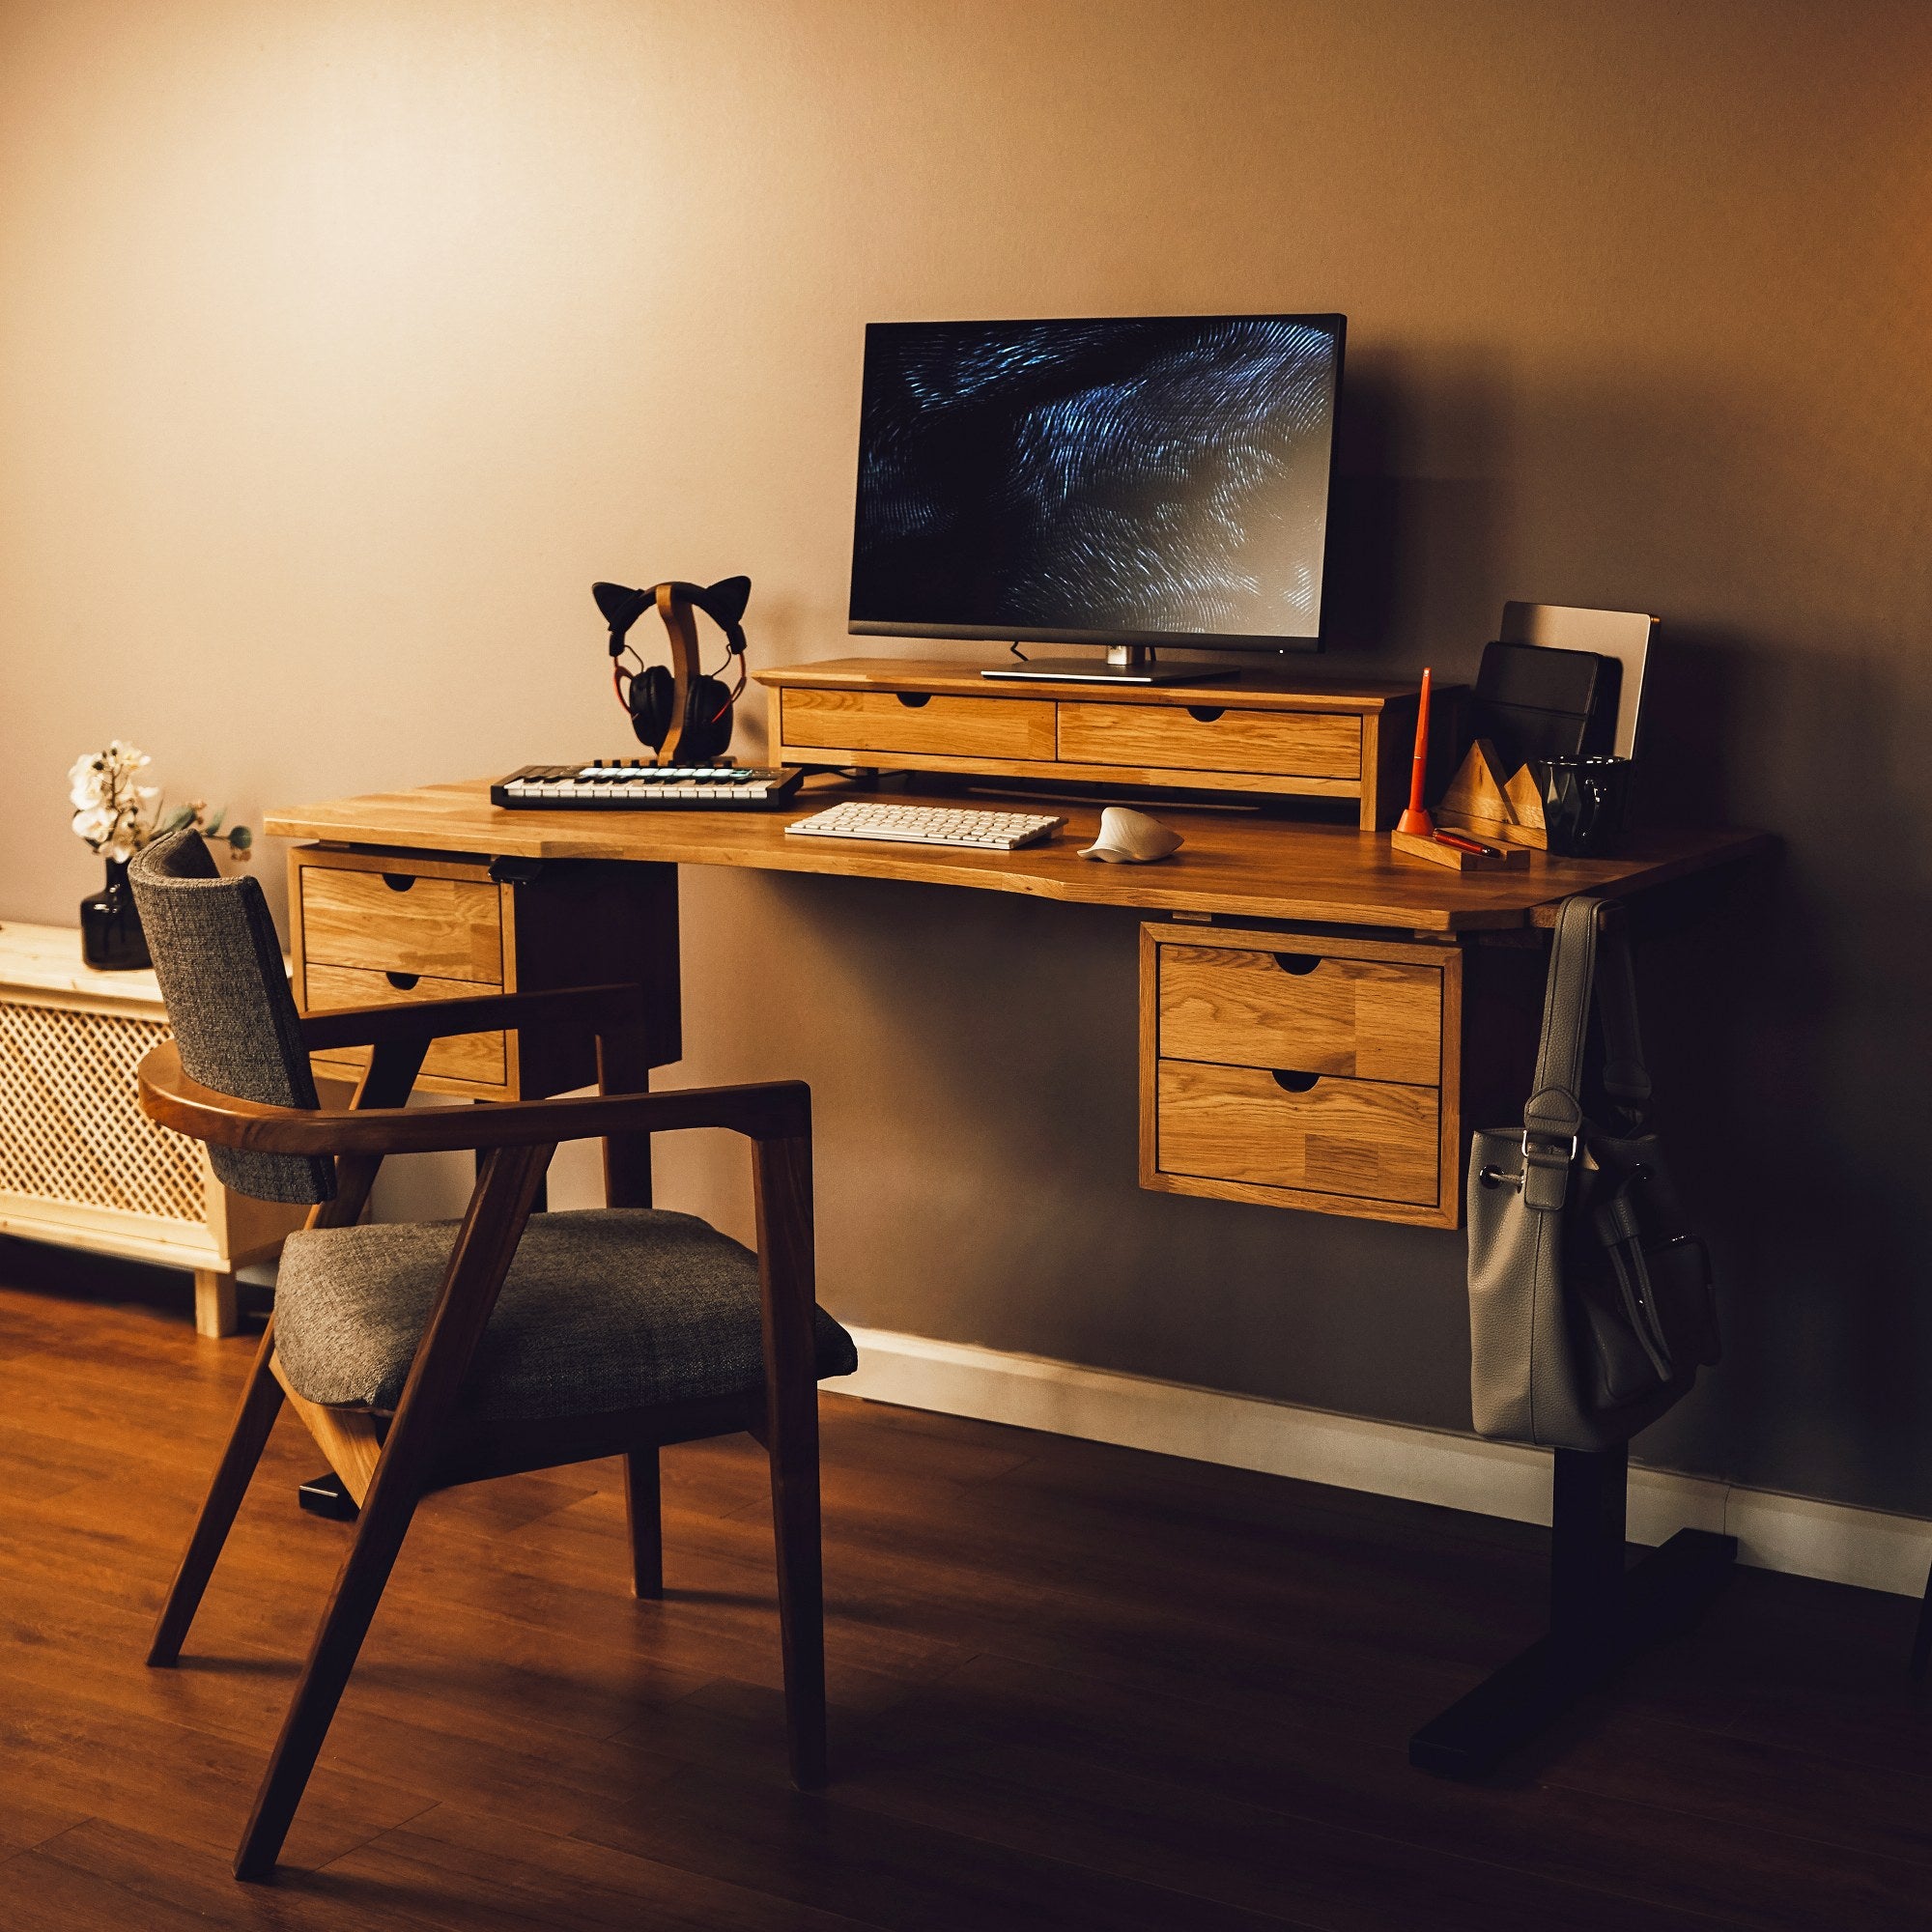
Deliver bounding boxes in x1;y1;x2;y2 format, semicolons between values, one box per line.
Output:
1467;895;1720;1450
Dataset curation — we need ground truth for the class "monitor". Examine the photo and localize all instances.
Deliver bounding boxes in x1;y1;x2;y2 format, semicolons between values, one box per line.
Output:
847;313;1346;683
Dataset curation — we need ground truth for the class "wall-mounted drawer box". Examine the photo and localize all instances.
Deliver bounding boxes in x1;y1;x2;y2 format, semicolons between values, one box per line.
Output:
1157;944;1442;1086
777;688;1057;762
299;867;504;984
1058;702;1361;781
1155;1061;1440;1208
1140;923;1464;1228
289;846;682;1103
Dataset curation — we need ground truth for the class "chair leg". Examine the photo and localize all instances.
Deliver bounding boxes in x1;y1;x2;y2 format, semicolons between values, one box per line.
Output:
750;1129;828;1788
1912;1555;1932;1679
149;1331;285;1667
234;1133;554;1879
767;1435;827;1788
624;1446;664;1599
232;1469;423;1880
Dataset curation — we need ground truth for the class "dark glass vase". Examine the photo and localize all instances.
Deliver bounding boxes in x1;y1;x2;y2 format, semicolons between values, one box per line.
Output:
80;858;150;971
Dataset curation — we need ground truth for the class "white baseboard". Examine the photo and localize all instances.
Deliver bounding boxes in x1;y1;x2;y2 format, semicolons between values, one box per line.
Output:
842;1326;1932;1601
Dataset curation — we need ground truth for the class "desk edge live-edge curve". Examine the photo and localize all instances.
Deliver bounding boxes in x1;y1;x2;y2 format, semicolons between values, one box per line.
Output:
262;780;1771;936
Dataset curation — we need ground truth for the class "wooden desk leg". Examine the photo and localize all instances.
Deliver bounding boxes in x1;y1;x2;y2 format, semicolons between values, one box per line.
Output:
194;1267;241;1340
598;1026;657;1210
1408;1445;1736;1778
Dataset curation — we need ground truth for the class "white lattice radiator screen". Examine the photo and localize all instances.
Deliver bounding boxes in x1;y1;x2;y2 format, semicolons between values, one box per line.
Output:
0;1000;204;1224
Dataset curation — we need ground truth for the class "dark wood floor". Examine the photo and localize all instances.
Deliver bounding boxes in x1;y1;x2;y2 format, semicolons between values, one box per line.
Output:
1;1240;1928;1930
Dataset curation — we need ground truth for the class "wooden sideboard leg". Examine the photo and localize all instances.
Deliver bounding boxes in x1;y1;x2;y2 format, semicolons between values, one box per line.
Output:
194;1266;241;1340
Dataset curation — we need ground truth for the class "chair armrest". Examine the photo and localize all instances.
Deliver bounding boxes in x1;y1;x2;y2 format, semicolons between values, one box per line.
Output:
299;982;645;1051
136;1039;809;1156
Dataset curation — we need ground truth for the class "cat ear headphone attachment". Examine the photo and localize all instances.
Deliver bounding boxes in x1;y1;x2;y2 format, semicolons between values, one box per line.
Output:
594;574;752;764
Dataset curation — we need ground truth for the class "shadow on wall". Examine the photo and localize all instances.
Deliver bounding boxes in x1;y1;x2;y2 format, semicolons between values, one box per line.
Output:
1326;343;1514;679
1320;346;1932;1514
1627;637;1932;1515
1323;343;1932;1512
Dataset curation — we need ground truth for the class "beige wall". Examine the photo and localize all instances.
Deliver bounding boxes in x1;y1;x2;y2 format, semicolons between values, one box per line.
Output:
4;1;1929;1511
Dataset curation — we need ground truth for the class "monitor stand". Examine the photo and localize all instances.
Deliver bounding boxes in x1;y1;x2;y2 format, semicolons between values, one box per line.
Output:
980;644;1236;687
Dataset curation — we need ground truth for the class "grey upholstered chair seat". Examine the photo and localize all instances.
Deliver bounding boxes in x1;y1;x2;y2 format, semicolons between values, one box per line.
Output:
275;1208;858;1421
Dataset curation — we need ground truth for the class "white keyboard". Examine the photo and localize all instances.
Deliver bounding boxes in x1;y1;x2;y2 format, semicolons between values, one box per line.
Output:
785;801;1066;851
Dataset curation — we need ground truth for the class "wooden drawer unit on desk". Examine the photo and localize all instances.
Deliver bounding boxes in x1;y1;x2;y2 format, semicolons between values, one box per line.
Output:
760;659;1440;829
289;847;681;1101
1141;923;1463;1228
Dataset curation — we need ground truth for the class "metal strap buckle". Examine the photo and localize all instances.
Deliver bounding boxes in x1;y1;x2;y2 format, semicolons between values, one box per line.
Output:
1521;1130;1579;1165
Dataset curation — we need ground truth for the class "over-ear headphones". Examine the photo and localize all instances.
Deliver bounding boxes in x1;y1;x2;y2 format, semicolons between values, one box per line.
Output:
593;575;751;764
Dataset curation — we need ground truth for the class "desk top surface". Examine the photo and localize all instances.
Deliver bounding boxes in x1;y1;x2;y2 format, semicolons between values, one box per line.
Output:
265;781;1769;935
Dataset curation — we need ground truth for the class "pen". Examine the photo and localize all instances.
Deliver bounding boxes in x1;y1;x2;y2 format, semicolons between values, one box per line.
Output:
1435;829;1499;857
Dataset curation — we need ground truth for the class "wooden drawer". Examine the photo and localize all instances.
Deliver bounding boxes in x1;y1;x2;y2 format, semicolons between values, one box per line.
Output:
303;963;507;1089
300;866;503;984
1158;944;1441;1086
1140;922;1463;1227
1058;701;1361;779
1155;1060;1439;1207
779;688;1056;761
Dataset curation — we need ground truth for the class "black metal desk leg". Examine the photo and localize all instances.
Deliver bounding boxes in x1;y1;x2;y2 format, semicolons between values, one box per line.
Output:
1911;1557;1932;1678
1550;1444;1628;1655
1409;1444;1736;1779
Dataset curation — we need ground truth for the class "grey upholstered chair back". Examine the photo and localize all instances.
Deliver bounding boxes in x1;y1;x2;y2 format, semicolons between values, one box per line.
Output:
129;828;335;1206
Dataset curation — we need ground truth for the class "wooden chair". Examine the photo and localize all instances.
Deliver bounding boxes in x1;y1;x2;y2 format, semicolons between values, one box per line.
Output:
128;828;856;1881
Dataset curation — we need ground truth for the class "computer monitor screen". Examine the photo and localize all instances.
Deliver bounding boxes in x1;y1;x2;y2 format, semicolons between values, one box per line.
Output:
848;314;1345;654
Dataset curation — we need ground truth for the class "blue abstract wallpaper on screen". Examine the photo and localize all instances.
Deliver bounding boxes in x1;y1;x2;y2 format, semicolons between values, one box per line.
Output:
848;316;1343;644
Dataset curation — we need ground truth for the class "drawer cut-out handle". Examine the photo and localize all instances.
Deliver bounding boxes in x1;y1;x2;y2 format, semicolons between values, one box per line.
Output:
1270;1069;1321;1094
895;692;933;709
381;873;417;894
1271;952;1321;976
384;971;420;991
1185;705;1226;724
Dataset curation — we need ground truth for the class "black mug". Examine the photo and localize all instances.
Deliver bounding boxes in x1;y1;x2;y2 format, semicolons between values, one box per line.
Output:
1537;755;1630;857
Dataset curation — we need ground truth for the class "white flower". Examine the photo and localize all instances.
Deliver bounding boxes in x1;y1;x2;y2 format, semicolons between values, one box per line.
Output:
69;758;106;810
69;740;159;854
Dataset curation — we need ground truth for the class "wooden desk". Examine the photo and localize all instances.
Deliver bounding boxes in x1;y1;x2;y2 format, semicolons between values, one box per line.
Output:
265;775;1767;1782
265;778;1767;1231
